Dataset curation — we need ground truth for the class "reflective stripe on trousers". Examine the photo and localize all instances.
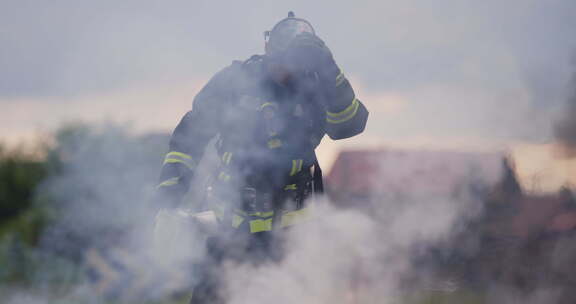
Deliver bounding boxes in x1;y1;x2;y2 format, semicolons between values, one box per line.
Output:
212;205;313;233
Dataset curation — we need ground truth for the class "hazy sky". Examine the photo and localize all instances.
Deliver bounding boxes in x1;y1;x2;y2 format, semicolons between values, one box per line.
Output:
2;0;576;158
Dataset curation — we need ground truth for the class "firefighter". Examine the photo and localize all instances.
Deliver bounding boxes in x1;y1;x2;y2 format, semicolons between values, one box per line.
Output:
155;12;368;303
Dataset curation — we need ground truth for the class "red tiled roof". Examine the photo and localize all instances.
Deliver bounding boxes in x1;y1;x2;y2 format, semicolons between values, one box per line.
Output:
327;149;505;195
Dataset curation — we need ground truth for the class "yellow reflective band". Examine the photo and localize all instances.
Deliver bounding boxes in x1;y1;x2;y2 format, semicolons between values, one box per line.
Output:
164;158;195;169
156;177;180;188
164;151;195;170
232;214;244;228
232;206;313;233
289;159;303;176
166;151;192;159
249;218;273;233
259;102;278;111
218;172;231;182
326;98;360;124
284;184;297;190
335;69;346;86
290;160;297;176
222;152;233;165
268;138;282;149
247;207;312;232
327;97;359;119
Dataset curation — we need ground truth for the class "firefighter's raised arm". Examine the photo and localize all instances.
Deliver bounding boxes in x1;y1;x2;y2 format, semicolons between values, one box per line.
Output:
155;65;235;208
287;33;369;140
322;65;369;140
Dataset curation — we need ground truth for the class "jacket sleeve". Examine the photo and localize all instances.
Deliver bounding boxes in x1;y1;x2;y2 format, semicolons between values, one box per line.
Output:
285;33;368;140
156;65;234;208
321;67;369;140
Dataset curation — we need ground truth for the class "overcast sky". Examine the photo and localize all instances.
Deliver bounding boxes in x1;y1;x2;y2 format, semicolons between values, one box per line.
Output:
2;0;576;158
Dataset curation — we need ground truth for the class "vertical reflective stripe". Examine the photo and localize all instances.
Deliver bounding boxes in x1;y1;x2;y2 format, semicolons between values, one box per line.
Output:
326;98;360;124
335;68;346;86
290;159;303;176
222;152;233;165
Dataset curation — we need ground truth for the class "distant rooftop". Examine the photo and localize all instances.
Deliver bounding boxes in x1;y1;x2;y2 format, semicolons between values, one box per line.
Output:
326;148;509;196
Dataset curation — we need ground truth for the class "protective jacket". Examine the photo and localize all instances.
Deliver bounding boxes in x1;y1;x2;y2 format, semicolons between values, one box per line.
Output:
157;54;368;233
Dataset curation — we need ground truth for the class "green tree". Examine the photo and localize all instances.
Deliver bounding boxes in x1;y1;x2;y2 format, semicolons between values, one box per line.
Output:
0;144;47;244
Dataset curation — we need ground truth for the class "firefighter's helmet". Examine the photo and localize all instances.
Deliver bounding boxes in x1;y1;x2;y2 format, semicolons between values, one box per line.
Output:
265;11;316;56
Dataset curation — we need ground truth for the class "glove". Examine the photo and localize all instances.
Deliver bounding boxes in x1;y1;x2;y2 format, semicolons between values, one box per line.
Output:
152;208;218;262
282;33;340;80
152;208;194;265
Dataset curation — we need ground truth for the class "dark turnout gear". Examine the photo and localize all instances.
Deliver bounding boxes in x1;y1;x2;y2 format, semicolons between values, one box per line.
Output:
190;230;286;304
157;52;368;231
156;12;368;304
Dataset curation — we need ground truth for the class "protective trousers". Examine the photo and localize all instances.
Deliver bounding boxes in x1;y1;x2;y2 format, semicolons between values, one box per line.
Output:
189;230;286;304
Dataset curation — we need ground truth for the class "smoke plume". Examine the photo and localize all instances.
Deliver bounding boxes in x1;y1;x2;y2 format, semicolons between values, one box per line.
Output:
7;122;576;304
554;66;576;158
4;123;482;303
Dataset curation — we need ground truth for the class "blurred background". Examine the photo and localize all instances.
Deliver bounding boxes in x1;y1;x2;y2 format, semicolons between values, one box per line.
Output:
1;0;576;303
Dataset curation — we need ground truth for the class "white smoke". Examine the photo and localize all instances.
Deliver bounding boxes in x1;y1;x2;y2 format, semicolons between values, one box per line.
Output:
9;122;575;304
2;123;204;302
222;190;479;304
4;122;489;304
